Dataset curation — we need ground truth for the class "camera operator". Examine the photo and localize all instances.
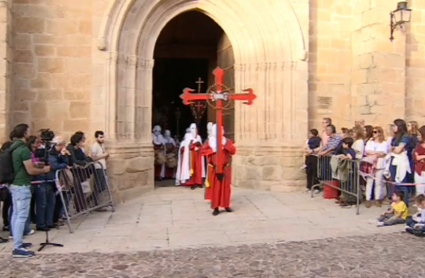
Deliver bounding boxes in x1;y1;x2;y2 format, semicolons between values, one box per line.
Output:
32;134;69;231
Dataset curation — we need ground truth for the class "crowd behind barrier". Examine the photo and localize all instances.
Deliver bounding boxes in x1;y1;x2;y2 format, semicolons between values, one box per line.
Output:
311;155;362;215
306;118;425;226
56;162;115;233
0;127;116;258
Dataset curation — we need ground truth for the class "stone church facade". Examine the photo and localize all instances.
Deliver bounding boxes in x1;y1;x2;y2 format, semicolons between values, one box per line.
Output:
0;0;424;203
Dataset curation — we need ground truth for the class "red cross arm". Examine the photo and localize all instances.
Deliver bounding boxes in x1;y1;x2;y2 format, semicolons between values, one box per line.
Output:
228;88;257;105
180;88;209;105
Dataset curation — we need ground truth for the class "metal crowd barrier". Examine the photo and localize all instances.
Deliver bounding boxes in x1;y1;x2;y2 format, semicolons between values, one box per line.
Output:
55;162;115;233
310;155;362;215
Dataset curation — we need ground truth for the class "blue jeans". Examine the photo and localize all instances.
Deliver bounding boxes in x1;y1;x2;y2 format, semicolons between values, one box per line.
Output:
406;216;417;227
9;205;31;237
10;185;32;250
377;213;406;226
35;182;55;228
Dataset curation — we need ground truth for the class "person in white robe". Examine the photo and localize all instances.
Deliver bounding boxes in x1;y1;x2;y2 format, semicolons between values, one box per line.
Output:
176;128;191;186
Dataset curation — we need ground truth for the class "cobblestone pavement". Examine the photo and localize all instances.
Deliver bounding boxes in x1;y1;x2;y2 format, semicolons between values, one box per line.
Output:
0;186;421;277
1;232;424;278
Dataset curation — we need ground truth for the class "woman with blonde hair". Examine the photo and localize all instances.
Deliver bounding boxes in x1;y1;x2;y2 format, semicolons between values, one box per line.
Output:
364;125;374;145
364;126;388;207
352;126;365;158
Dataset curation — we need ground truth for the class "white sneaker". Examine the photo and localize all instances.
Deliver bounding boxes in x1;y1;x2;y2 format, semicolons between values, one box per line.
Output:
376;221;384;227
24;230;34;236
305;189;311;193
8;229;35;240
314;189;320;194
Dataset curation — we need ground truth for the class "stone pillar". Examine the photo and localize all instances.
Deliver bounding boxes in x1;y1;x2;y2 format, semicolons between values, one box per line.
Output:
350;1;406;125
405;0;425;122
0;0;11;141
232;58;308;191
216;33;235;140
135;58;154;141
106;51;118;140
116;54;138;141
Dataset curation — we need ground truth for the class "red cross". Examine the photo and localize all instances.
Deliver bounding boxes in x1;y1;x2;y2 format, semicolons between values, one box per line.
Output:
180;67;256;176
195;101;204;111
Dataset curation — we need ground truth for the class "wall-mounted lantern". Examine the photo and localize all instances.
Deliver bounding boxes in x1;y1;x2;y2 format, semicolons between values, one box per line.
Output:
390;1;412;41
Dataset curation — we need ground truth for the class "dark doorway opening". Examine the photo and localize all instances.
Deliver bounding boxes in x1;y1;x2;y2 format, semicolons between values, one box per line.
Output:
152;10;224;141
152;58;209;139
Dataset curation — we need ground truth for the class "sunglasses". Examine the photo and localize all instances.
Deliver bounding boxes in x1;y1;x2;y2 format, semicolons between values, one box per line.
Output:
373;130;379;134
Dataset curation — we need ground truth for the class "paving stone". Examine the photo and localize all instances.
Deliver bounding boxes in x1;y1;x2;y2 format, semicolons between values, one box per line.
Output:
0;188;420;277
1;233;424;277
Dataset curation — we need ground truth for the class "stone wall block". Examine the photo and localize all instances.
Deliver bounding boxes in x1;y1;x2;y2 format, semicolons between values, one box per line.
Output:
107;159;126;176
125;157;152;173
261;166;281;181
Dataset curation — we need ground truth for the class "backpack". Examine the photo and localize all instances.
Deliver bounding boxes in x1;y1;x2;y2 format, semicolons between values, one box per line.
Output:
0;141;24;184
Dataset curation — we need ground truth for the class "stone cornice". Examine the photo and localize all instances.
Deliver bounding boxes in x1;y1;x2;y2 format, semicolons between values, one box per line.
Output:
137;58;155;70
236;144;304;156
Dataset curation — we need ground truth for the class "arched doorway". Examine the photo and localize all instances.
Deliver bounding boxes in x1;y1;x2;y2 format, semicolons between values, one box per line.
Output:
96;0;308;202
152;11;235;141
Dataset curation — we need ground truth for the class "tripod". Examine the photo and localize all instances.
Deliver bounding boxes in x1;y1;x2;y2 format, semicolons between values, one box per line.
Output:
38;229;63;252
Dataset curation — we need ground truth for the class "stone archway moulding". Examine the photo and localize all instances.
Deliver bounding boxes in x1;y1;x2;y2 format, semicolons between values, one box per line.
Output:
96;0;308;146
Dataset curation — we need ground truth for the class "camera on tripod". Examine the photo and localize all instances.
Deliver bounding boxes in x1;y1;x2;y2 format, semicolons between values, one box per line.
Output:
34;129;55;164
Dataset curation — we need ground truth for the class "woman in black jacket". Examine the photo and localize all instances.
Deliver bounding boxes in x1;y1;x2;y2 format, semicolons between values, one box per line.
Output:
67;132;90;212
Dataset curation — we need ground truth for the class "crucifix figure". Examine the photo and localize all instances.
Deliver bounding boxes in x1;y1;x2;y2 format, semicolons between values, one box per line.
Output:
189;77;207;126
180;67;256;180
195;77;204;93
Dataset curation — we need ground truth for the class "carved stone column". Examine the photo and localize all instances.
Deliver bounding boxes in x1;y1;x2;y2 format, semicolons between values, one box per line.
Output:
135;58;154;142
105;51;118;140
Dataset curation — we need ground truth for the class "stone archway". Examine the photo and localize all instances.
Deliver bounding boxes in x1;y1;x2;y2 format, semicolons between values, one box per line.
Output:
95;0;308;202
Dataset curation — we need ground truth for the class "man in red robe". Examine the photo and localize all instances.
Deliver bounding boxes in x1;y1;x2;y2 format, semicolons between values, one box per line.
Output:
201;123;236;216
177;123;205;189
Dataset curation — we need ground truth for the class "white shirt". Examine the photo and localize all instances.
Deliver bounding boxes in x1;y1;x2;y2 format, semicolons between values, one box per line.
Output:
352;139;365;159
90;141;106;170
365;140;388;169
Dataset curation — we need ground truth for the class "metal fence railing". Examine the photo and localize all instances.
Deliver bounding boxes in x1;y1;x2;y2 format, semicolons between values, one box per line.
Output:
311;155;362;215
55;162;115;233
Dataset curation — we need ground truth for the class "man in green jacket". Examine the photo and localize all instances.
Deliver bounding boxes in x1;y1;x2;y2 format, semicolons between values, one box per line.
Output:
9;124;50;258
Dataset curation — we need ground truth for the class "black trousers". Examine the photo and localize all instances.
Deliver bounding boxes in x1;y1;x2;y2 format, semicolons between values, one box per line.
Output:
1;190;11;227
305;155;318;190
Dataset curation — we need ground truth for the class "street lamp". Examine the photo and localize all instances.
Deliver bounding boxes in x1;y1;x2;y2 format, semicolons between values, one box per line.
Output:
390;1;412;41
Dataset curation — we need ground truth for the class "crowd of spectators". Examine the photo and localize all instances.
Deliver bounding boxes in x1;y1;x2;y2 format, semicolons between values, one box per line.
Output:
0;124;109;258
304;118;425;235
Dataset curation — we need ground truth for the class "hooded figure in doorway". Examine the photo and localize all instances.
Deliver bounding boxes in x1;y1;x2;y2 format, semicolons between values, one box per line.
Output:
201;124;236;216
152;125;165;180
176;128;191;186
176;123;205;189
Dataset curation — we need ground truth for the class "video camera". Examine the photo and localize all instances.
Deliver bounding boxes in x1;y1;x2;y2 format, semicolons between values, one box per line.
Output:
34;129;55;164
